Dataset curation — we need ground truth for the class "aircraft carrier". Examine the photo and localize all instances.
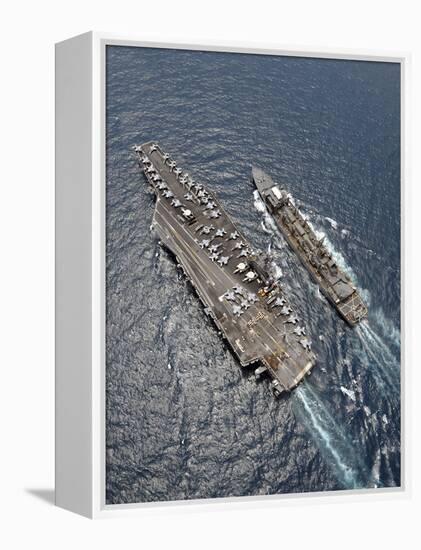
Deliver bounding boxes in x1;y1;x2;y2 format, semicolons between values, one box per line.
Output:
134;142;316;396
252;166;367;326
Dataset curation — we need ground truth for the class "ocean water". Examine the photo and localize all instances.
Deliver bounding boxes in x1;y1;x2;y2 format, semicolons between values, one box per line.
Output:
105;46;401;504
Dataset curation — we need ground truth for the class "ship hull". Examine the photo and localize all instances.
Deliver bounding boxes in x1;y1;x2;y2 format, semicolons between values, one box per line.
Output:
135;143;317;396
252;166;367;326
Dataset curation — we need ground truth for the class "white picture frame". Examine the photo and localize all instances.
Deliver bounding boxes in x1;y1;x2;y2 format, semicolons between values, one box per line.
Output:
55;31;409;518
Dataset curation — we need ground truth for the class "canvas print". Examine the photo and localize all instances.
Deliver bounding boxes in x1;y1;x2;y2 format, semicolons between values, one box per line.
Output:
105;45;401;504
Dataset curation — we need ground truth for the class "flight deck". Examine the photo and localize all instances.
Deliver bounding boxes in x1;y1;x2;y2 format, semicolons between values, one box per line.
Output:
135;142;316;396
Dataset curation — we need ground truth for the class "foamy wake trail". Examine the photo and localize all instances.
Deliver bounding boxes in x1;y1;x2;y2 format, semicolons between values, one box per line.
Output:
261;220;272;234
356;321;400;393
358;322;399;368
371;449;381;488
253;190;266;213
295;385;361;489
359;322;397;364
254;191;279;236
372;308;401;350
325;217;338;230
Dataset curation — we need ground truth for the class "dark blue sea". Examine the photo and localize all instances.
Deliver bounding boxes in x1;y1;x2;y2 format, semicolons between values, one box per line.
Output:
105;46;401;504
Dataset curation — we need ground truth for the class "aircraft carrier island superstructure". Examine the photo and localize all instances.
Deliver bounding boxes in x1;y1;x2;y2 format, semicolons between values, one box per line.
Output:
252;167;367;326
135;142;316;396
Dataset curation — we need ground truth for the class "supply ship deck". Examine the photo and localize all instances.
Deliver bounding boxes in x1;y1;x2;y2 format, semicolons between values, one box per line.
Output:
135;142;316;396
252;166;367;325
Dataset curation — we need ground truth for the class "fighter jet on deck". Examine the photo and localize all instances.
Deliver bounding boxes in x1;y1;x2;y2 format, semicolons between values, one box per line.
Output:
294;326;306;336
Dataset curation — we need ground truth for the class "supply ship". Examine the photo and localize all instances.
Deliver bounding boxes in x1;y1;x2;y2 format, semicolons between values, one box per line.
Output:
135;142;316;396
252;166;367;325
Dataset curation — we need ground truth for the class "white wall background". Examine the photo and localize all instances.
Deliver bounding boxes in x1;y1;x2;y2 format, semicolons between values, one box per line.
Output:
0;0;419;548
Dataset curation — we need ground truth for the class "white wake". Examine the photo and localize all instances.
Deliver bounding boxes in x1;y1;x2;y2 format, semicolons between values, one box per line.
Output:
295;385;361;489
